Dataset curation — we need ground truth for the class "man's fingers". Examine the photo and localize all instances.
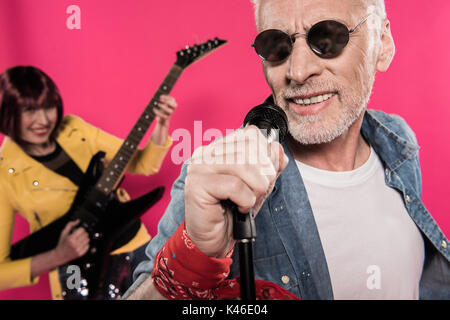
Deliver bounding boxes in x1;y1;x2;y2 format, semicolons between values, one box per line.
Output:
188;173;258;214
269;141;289;175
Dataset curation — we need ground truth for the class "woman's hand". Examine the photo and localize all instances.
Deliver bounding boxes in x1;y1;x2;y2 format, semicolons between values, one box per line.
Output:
30;219;90;279
151;95;178;146
53;219;90;265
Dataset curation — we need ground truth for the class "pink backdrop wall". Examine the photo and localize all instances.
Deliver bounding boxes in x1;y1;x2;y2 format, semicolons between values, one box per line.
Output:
0;1;449;299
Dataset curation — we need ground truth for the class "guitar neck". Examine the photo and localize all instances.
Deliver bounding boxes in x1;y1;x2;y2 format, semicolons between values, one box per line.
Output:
95;64;184;195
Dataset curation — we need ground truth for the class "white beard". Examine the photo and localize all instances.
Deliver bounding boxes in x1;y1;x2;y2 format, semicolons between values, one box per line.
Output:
276;76;374;145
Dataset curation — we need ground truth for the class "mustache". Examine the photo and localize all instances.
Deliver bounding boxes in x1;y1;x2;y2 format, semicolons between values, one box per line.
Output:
281;80;342;99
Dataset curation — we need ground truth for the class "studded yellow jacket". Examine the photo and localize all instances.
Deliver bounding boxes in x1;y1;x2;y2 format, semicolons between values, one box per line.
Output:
0;115;172;299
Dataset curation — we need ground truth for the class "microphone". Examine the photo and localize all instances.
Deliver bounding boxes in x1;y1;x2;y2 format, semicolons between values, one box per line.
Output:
243;102;288;143
226;102;288;300
233;102;288;239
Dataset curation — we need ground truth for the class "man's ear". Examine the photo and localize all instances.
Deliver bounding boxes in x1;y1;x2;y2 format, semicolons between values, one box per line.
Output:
376;19;396;72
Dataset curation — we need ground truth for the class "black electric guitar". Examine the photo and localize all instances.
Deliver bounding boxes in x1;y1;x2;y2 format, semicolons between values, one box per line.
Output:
9;38;227;299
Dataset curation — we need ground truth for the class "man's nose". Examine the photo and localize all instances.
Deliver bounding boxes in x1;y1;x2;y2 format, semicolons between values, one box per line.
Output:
286;38;325;84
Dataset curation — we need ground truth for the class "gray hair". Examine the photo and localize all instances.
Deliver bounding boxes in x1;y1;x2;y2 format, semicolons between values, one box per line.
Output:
250;0;387;27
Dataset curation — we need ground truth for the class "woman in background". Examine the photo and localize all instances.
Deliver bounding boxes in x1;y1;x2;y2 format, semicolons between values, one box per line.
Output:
0;65;177;299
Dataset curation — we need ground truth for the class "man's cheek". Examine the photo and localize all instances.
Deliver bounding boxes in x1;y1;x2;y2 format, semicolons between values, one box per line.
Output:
262;64;275;88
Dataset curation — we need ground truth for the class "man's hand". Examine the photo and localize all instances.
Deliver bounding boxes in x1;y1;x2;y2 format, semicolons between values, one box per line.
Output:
185;125;289;258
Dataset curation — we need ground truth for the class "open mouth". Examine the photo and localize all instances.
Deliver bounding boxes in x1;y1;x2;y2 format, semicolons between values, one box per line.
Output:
289;92;337;107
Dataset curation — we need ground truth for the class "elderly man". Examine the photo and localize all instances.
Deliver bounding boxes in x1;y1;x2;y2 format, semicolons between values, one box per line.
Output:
125;0;450;300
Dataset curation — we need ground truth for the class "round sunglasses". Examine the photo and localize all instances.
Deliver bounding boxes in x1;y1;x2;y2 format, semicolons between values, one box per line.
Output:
252;16;370;62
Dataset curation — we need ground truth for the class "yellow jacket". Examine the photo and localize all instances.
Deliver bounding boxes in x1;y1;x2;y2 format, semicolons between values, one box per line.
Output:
0;115;172;299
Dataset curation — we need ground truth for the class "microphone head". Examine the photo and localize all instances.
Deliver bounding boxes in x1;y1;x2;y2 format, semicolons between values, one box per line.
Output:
243;103;288;143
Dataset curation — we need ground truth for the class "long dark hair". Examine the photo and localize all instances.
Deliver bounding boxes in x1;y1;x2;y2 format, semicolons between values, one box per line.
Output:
0;66;64;145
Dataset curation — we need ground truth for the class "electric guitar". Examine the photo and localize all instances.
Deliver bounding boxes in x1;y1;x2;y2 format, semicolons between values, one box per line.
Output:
9;37;227;299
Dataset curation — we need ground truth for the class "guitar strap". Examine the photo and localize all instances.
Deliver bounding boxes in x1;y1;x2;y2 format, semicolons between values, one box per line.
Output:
30;142;84;186
30;142;141;251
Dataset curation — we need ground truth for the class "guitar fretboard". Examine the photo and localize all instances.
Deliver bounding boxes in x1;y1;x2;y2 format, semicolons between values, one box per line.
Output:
95;65;184;194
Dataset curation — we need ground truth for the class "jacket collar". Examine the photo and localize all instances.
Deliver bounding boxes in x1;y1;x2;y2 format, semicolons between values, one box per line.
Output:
361;110;419;172
0;137;36;174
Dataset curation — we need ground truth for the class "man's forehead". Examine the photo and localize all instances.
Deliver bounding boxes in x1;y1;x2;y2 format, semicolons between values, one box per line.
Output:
257;0;367;31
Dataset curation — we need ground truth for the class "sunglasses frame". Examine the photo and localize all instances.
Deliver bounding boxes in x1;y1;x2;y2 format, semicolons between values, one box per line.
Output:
252;15;371;62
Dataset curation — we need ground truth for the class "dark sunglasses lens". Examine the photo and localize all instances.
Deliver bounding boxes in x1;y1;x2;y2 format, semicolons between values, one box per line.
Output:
253;30;293;62
308;20;350;58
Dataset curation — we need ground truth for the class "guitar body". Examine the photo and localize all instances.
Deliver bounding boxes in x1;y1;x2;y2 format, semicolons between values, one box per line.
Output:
10;151;165;299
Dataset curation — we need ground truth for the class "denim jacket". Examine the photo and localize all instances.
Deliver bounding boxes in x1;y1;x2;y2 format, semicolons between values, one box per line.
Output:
129;109;450;300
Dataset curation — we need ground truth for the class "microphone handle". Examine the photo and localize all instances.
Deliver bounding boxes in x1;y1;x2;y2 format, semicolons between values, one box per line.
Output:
222;200;256;300
237;240;256;300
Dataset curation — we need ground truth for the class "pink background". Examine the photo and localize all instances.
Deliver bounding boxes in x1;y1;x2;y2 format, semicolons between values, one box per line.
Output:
0;1;449;299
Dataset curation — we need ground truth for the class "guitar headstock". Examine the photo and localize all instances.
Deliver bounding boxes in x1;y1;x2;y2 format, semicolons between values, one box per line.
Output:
175;37;227;69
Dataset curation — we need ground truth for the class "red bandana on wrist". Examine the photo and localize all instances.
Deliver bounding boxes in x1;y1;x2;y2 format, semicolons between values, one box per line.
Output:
151;222;300;300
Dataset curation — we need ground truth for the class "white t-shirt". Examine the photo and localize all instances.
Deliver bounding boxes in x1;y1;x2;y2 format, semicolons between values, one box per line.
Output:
296;148;425;300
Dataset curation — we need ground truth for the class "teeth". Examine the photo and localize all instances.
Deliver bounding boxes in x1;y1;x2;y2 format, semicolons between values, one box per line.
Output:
292;93;334;106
